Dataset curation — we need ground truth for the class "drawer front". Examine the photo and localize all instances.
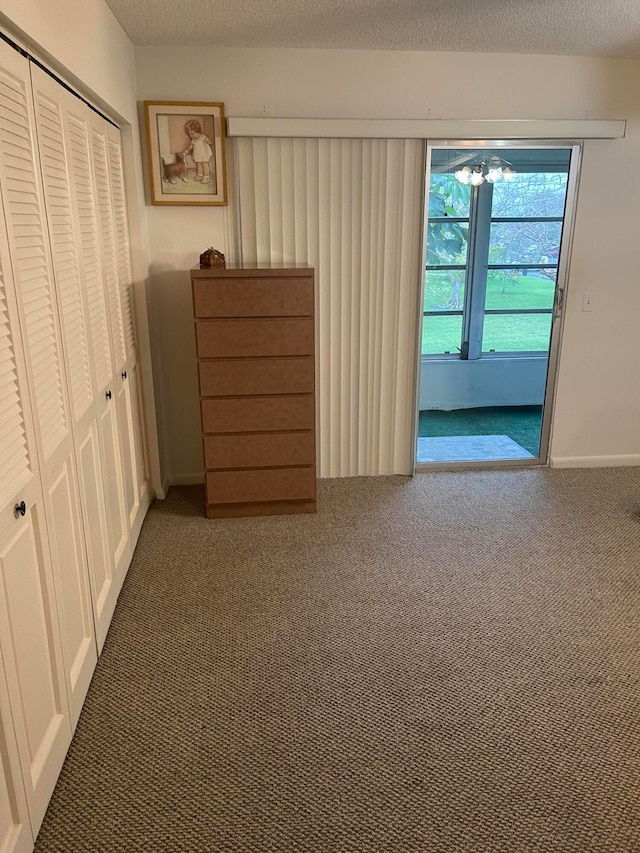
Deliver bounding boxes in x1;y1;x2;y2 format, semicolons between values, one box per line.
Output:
202;395;314;433
205;431;315;470
199;357;314;397
206;466;316;505
196;318;314;358
193;278;313;318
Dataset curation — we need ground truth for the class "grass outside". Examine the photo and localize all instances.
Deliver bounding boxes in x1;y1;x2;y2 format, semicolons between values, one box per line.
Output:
423;271;555;354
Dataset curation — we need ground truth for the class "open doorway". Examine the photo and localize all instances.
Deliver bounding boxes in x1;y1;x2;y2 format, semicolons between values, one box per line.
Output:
416;143;580;468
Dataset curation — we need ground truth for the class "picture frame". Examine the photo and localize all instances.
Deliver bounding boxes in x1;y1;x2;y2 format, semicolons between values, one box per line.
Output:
144;101;227;205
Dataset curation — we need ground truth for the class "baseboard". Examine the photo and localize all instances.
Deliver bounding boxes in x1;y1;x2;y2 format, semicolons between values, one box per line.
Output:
550;454;640;469
167;472;205;486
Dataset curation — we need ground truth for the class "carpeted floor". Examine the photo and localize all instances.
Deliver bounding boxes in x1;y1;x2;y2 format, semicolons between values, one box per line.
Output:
419;406;544;456
35;470;640;852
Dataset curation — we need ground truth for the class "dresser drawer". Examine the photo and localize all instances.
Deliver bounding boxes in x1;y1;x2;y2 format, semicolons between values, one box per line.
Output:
193;277;313;318
202;395;314;433
196;318;314;358
206;466;316;505
204;431;315;470
199;357;314;397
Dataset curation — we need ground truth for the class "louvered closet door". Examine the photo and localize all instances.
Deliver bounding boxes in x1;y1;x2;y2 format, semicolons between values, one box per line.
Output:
0;95;71;834
0;44;96;735
105;122;148;541
30;66;117;655
89;115;147;548
0;652;32;853
87;110;130;589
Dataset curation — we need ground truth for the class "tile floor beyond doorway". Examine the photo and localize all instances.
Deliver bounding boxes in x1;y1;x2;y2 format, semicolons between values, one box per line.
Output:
417;434;534;463
418;405;543;463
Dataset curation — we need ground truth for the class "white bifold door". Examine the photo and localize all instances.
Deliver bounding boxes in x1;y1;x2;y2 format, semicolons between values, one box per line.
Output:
0;44;80;839
0;182;69;849
0;39;150;851
30;65;149;653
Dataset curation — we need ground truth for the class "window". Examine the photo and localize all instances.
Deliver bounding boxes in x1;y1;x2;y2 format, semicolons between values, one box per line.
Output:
423;148;571;358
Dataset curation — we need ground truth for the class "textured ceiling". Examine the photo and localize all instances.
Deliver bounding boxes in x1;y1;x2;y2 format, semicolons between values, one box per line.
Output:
105;0;640;57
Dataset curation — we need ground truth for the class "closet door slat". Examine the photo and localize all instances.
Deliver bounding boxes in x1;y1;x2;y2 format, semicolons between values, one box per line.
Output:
67;113;112;393
89;124;126;371
106;129;136;359
0;273;31;506
0;65;68;464
33;89;92;423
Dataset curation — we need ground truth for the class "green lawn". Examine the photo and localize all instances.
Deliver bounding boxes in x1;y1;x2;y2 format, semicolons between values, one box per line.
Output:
423;271;555;354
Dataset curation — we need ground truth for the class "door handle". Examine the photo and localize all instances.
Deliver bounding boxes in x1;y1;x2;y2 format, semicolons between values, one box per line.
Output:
122;370;127;380
106;389;112;400
554;286;565;320
14;501;26;518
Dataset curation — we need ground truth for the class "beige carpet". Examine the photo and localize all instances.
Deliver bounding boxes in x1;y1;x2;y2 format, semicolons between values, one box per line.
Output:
35;469;640;852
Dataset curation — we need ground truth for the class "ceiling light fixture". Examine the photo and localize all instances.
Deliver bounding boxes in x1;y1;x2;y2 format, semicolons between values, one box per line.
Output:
454;156;516;186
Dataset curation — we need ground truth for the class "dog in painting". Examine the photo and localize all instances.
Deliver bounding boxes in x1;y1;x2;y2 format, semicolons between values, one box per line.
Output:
162;152;188;184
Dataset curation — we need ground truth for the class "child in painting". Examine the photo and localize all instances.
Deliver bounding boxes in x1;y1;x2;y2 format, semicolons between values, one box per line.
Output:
183;119;214;183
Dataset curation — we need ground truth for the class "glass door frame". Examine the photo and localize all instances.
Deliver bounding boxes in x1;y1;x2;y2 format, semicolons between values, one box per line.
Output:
412;139;583;472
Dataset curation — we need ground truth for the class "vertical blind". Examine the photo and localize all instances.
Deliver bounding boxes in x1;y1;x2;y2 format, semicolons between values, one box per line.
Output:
236;137;425;478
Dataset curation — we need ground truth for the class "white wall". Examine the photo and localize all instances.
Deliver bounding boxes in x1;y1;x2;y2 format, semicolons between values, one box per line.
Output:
0;0;166;494
136;46;640;479
420;358;548;411
0;0;136;123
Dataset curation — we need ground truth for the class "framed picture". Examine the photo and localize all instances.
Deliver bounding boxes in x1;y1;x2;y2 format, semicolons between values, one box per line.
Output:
144;101;227;205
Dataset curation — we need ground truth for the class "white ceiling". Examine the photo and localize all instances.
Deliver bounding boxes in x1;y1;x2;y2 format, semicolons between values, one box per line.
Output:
105;0;640;57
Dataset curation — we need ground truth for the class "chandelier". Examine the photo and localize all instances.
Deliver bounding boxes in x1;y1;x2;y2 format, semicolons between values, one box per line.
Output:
454;156;516;186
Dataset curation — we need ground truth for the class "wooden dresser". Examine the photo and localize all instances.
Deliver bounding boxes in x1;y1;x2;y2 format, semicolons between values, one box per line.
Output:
191;263;317;518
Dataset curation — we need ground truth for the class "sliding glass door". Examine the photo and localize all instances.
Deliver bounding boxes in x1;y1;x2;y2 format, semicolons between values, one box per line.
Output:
416;143;581;468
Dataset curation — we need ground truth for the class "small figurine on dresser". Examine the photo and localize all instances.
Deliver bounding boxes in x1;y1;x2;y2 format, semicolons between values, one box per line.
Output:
199;248;225;268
